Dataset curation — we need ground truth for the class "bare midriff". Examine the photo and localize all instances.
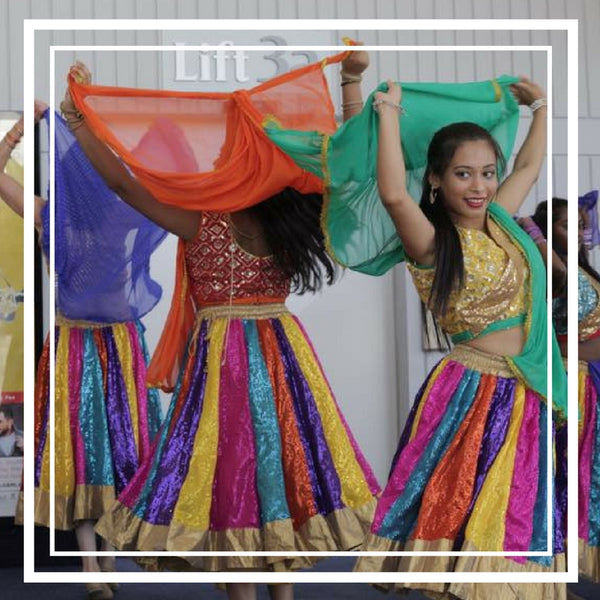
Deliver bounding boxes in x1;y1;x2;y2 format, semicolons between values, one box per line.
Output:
462;324;526;357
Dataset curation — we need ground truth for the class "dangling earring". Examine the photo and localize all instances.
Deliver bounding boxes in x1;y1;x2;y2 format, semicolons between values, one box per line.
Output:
429;187;438;204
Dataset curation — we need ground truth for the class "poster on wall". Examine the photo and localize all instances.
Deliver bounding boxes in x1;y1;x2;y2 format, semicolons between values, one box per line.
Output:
0;113;24;517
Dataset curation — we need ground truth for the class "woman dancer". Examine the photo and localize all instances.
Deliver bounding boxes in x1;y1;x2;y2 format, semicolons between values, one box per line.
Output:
62;53;379;600
1;105;164;600
354;78;567;600
530;198;600;583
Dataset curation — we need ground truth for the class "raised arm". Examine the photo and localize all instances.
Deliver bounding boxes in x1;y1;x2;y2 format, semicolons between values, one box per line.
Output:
340;43;368;121
0;102;47;230
0;117;23;173
495;78;547;215
375;81;436;265
63;62;200;240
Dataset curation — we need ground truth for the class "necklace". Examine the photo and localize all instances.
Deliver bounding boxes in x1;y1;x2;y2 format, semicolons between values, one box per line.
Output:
228;214;262;240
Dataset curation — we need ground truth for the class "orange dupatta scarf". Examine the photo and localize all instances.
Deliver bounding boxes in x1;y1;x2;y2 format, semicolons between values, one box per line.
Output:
69;51;348;390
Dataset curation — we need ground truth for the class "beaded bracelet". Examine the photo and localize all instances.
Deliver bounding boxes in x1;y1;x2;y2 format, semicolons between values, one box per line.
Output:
529;98;547;113
372;98;406;115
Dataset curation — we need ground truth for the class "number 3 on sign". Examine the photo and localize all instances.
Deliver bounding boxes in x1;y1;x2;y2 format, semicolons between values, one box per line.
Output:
258;35;318;82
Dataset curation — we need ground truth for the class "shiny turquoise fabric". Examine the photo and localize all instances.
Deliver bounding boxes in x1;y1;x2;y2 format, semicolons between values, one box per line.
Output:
579;269;599;322
80;330;114;486
244;320;290;524
528;402;550;564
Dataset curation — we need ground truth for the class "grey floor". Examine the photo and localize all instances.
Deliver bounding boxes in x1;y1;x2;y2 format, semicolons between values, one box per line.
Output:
3;557;600;600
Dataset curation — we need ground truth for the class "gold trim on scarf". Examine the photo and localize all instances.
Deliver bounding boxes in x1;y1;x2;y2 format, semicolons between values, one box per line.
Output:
492;79;502;102
319;134;349;267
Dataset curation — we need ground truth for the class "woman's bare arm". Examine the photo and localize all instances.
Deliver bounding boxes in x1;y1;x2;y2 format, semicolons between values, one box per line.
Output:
64;62;200;240
495;78;547;215
376;81;436;265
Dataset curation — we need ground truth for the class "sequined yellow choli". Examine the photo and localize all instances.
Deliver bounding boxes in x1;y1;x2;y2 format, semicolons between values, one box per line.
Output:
407;215;528;343
579;267;600;341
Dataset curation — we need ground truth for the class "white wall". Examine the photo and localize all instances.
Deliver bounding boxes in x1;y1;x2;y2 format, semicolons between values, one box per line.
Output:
2;0;597;484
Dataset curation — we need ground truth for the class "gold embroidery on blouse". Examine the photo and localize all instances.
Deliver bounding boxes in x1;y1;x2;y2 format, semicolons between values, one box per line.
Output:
407;216;528;340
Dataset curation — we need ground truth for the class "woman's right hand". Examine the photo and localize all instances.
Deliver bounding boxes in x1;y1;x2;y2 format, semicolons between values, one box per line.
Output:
34;100;48;123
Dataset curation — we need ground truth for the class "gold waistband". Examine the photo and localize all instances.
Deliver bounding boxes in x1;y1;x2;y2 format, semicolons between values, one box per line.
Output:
195;302;289;321
448;344;514;378
55;314;122;329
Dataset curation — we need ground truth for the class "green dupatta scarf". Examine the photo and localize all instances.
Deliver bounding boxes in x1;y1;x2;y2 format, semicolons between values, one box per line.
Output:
489;203;567;421
265;76;567;420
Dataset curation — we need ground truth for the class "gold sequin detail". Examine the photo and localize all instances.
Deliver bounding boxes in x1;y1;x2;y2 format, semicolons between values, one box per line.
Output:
579;269;600;341
408;218;528;339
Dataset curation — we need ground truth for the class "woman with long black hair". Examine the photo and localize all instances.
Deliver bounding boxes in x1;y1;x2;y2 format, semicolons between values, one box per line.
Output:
60;55;380;600
530;197;600;584
354;77;567;599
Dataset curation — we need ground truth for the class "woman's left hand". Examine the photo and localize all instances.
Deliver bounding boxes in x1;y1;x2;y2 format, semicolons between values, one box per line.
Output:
509;76;546;106
34;100;48;123
341;41;369;76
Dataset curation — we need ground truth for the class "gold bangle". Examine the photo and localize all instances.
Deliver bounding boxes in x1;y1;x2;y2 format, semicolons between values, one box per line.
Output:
4;132;19;148
340;70;362;85
59;100;82;119
342;101;363;109
2;135;16;149
65;118;85;131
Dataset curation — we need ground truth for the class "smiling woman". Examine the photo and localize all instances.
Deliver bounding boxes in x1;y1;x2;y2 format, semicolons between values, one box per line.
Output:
350;75;568;599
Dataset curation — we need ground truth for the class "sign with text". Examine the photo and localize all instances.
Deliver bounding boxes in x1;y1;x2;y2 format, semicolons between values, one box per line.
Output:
160;31;337;92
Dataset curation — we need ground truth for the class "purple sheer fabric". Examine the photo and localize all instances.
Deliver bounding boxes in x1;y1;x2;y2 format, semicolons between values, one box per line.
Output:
579;190;600;248
42;110;167;322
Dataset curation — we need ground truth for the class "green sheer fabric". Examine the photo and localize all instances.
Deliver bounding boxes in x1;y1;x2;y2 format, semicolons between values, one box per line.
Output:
266;76;566;419
489;203;567;420
266;76;520;275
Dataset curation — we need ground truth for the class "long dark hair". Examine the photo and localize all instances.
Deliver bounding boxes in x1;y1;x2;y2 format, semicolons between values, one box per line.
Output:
248;187;338;294
419;122;506;315
534;197;600;284
531;197;566;241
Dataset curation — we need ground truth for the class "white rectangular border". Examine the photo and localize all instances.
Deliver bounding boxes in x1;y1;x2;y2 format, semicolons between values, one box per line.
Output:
46;43;556;563
22;18;578;585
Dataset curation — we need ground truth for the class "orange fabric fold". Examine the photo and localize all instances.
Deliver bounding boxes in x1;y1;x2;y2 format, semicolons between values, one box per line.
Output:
146;239;196;391
68;51;348;211
69;52;348;390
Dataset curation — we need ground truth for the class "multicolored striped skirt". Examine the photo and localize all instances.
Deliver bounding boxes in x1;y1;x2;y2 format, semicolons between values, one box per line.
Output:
31;318;163;530
578;359;600;582
355;344;566;600
95;303;380;571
